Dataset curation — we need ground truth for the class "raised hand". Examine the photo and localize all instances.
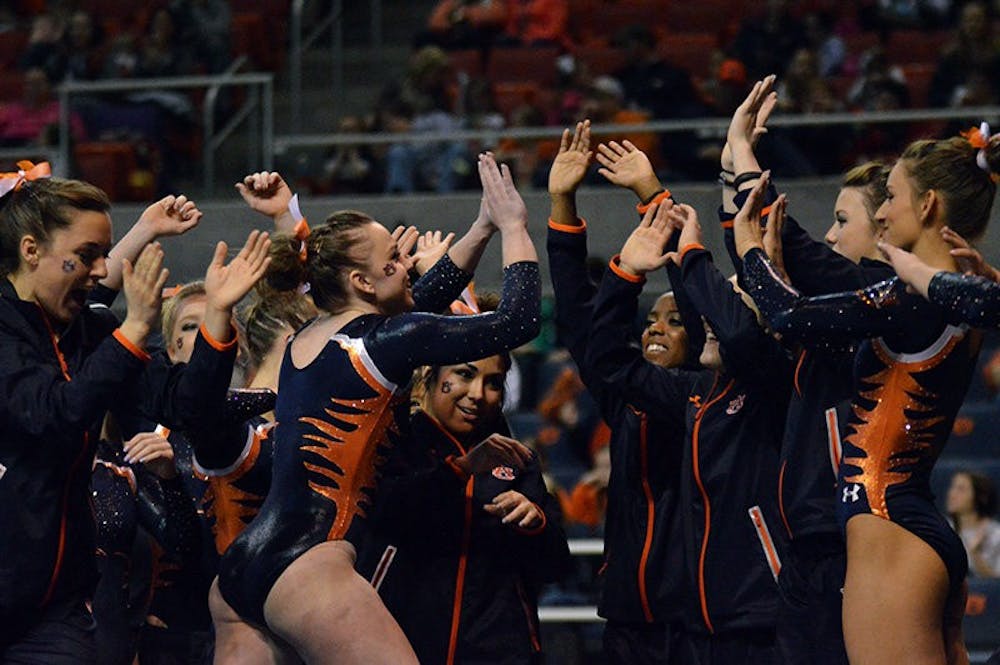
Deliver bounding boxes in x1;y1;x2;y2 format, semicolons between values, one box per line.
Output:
120;242;169;346
596;140;661;201
479;153;527;233
548;120;592;196
123;431;177;480
619;200;677;276
137;195;203;237
392;225;420;259
412;230;455;275
732;172;771;258
483;490;544;529
723;75;777;173
204;230;272;314
762;193;789;281
942;226;1000;282
663;203;704;265
235;171;293;219
455;433;534;476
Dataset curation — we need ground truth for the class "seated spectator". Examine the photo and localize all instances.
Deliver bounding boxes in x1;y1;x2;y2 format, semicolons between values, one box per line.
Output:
874;0;952;29
929;1;1000;107
581;75;659;168
947;470;1000;578
802;11;846;77
169;0;232;73
383;46;469;192
137;8;191;78
0;67;85;147
422;0;507;50
612;25;705;121
847;47;910;110
64;10;105;81
319;115;382;195
19;12;67;82
732;0;806;78
499;0;569;48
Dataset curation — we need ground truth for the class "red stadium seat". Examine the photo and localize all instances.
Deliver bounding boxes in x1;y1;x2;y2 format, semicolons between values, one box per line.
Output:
74;142;156;202
886;29;950;65
493;81;541;118
573;45;628;77
0;31;27;69
901;62;935;108
657;33;719;78
488;46;560;85
448;49;485;78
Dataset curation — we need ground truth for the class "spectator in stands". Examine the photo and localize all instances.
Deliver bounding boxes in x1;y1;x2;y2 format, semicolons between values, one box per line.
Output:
732;0;806;78
929;1;1000;108
170;0;232;73
947;470;1000;577
64;9;104;81
874;0;952;29
612;25;705;122
802;11;845;77
498;0;569;48
320;115;382;195
776;48;843;173
422;0;507;50
19;12;66;82
0;67;85;147
383;46;468;193
581;76;659;170
847;47;910;110
137;8;191;78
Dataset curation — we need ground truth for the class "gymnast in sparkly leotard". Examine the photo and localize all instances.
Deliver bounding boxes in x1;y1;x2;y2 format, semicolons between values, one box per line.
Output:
210;154;541;665
733;124;999;664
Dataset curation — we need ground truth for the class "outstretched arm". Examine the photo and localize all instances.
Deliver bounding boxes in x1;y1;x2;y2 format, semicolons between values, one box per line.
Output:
101;195;202;292
235;171;297;233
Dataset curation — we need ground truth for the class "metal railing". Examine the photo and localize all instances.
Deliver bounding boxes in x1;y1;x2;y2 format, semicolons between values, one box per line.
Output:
57;71;274;193
289;0;383;132
273;105;1000;154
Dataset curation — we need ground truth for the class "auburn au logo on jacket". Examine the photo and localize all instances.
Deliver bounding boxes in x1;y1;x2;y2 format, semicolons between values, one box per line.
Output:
492;466;516;481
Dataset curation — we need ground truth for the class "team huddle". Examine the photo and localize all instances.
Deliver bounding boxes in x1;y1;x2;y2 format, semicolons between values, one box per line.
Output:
2;74;999;665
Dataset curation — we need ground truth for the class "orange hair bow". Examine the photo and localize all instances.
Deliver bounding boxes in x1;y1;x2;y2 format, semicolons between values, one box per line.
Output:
449;282;480;315
293;217;310;263
962;122;999;183
0;160;51;198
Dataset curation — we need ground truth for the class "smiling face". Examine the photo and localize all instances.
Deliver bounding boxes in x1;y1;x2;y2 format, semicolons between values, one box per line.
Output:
826;187;881;262
876;161;927;251
357;223;414;315
26;209;111;325
642;293;688;368
427;355;507;440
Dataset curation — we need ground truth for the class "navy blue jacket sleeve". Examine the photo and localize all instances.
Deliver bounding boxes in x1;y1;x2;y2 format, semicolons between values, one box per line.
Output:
130;327;239;433
0;321;149;446
410;253;474;314
585;265;695;422
678;245;791;388
729;184;892;295
134;470;201;559
928;271;1000;328
367;261;541;385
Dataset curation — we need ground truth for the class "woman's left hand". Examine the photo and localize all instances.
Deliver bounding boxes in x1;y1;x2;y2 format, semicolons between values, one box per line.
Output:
484;490;544;529
204;230;272;313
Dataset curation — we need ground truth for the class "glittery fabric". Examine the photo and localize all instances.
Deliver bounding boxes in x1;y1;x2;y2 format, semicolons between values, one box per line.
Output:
928;271;1000;328
223;388;277;424
216;260;541;626
411;253;475;314
743;248;977;587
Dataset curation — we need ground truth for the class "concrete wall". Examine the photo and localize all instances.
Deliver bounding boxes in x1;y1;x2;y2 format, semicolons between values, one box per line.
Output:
115;179;1000;296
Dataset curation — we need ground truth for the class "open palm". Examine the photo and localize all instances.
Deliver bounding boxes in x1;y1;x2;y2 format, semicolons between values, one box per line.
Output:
548;120;592;195
204;230;272;311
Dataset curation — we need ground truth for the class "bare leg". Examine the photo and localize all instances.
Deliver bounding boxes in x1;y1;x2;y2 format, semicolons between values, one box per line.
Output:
210;577;300;665
944;580;969;665
263;541;419;665
843;515;950;665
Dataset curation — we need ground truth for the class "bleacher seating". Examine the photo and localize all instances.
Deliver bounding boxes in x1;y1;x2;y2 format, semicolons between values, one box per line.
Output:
965;578;1000;651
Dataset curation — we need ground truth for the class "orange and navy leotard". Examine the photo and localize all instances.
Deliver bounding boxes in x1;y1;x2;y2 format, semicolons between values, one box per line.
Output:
217;261;540;626
743;248;980;586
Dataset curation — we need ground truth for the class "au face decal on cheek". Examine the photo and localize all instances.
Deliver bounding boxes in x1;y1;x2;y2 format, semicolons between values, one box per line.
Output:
440;380;452;394
62;259;77;273
383;263;397;277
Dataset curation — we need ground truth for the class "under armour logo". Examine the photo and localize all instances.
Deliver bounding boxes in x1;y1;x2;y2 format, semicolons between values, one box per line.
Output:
842;484;861;503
